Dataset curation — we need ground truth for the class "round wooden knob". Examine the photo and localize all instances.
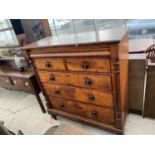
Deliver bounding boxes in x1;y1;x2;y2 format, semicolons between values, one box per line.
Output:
49;75;55;81
82;63;89;70
45;63;51;68
54;90;60;94
91;110;97;117
88;95;95;101
25;82;29;86
59;103;64;108
85;79;92;85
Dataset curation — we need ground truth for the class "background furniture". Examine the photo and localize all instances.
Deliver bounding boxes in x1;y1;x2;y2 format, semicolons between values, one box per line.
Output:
0;57;46;113
21;29;128;134
143;44;155;118
129;39;155;117
20;19;51;43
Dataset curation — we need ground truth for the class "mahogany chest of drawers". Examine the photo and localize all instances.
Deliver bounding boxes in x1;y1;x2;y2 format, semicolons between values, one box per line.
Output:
21;30;128;134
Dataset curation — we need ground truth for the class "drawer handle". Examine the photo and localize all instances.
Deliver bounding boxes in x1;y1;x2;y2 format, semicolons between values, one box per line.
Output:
88;95;95;101
82;63;89;70
54;90;60;94
91;110;97;117
45;63;51;68
49;75;55;81
85;79;92;85
59;103;64;108
25;82;29;86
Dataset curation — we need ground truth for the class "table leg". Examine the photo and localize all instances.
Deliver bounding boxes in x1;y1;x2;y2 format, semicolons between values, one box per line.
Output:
35;92;46;113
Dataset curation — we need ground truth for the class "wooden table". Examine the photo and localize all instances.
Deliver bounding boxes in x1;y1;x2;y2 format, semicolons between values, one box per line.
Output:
0;57;46;113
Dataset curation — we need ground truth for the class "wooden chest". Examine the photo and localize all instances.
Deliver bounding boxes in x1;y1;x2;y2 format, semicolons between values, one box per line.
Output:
21;30;128;134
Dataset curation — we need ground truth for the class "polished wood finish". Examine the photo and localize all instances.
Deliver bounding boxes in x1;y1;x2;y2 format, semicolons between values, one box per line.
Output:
49;97;114;124
34;58;65;70
119;33;129;118
43;83;113;108
66;58;110;73
21;29;127;50
48;108;122;134
30;51;110;58
27;44;110;54
38;71;112;90
21;29;128;134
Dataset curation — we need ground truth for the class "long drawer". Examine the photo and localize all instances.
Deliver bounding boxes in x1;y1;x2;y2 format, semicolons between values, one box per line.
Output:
43;83;113;108
49;97;114;124
38;71;112;90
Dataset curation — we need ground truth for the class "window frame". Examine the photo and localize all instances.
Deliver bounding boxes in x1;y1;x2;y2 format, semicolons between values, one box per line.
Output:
48;19;127;37
0;19;19;48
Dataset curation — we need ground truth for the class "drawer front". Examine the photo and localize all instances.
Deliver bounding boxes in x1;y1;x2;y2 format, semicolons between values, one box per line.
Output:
66;58;110;73
44;83;113;108
34;58;65;70
38;71;112;90
0;76;12;86
49;97;114;124
12;77;31;89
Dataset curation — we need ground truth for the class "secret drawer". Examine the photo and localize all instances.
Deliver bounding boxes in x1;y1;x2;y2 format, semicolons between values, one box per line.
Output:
43;83;113;108
49;97;114;124
38;71;112;90
0;76;12;86
66;58;110;73
34;58;65;71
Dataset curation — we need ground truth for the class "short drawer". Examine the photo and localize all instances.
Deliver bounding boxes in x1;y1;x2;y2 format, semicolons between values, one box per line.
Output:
66;58;110;73
38;71;112;90
11;77;31;89
0;76;12;86
49;97;114;124
43;83;113;108
34;58;65;70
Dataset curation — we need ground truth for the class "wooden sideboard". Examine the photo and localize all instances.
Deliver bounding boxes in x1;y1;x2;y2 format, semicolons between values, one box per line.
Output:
0;57;46;113
129;39;155;118
21;29;128;134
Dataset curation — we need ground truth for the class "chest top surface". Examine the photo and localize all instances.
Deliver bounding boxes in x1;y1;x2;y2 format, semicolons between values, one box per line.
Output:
21;28;127;50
